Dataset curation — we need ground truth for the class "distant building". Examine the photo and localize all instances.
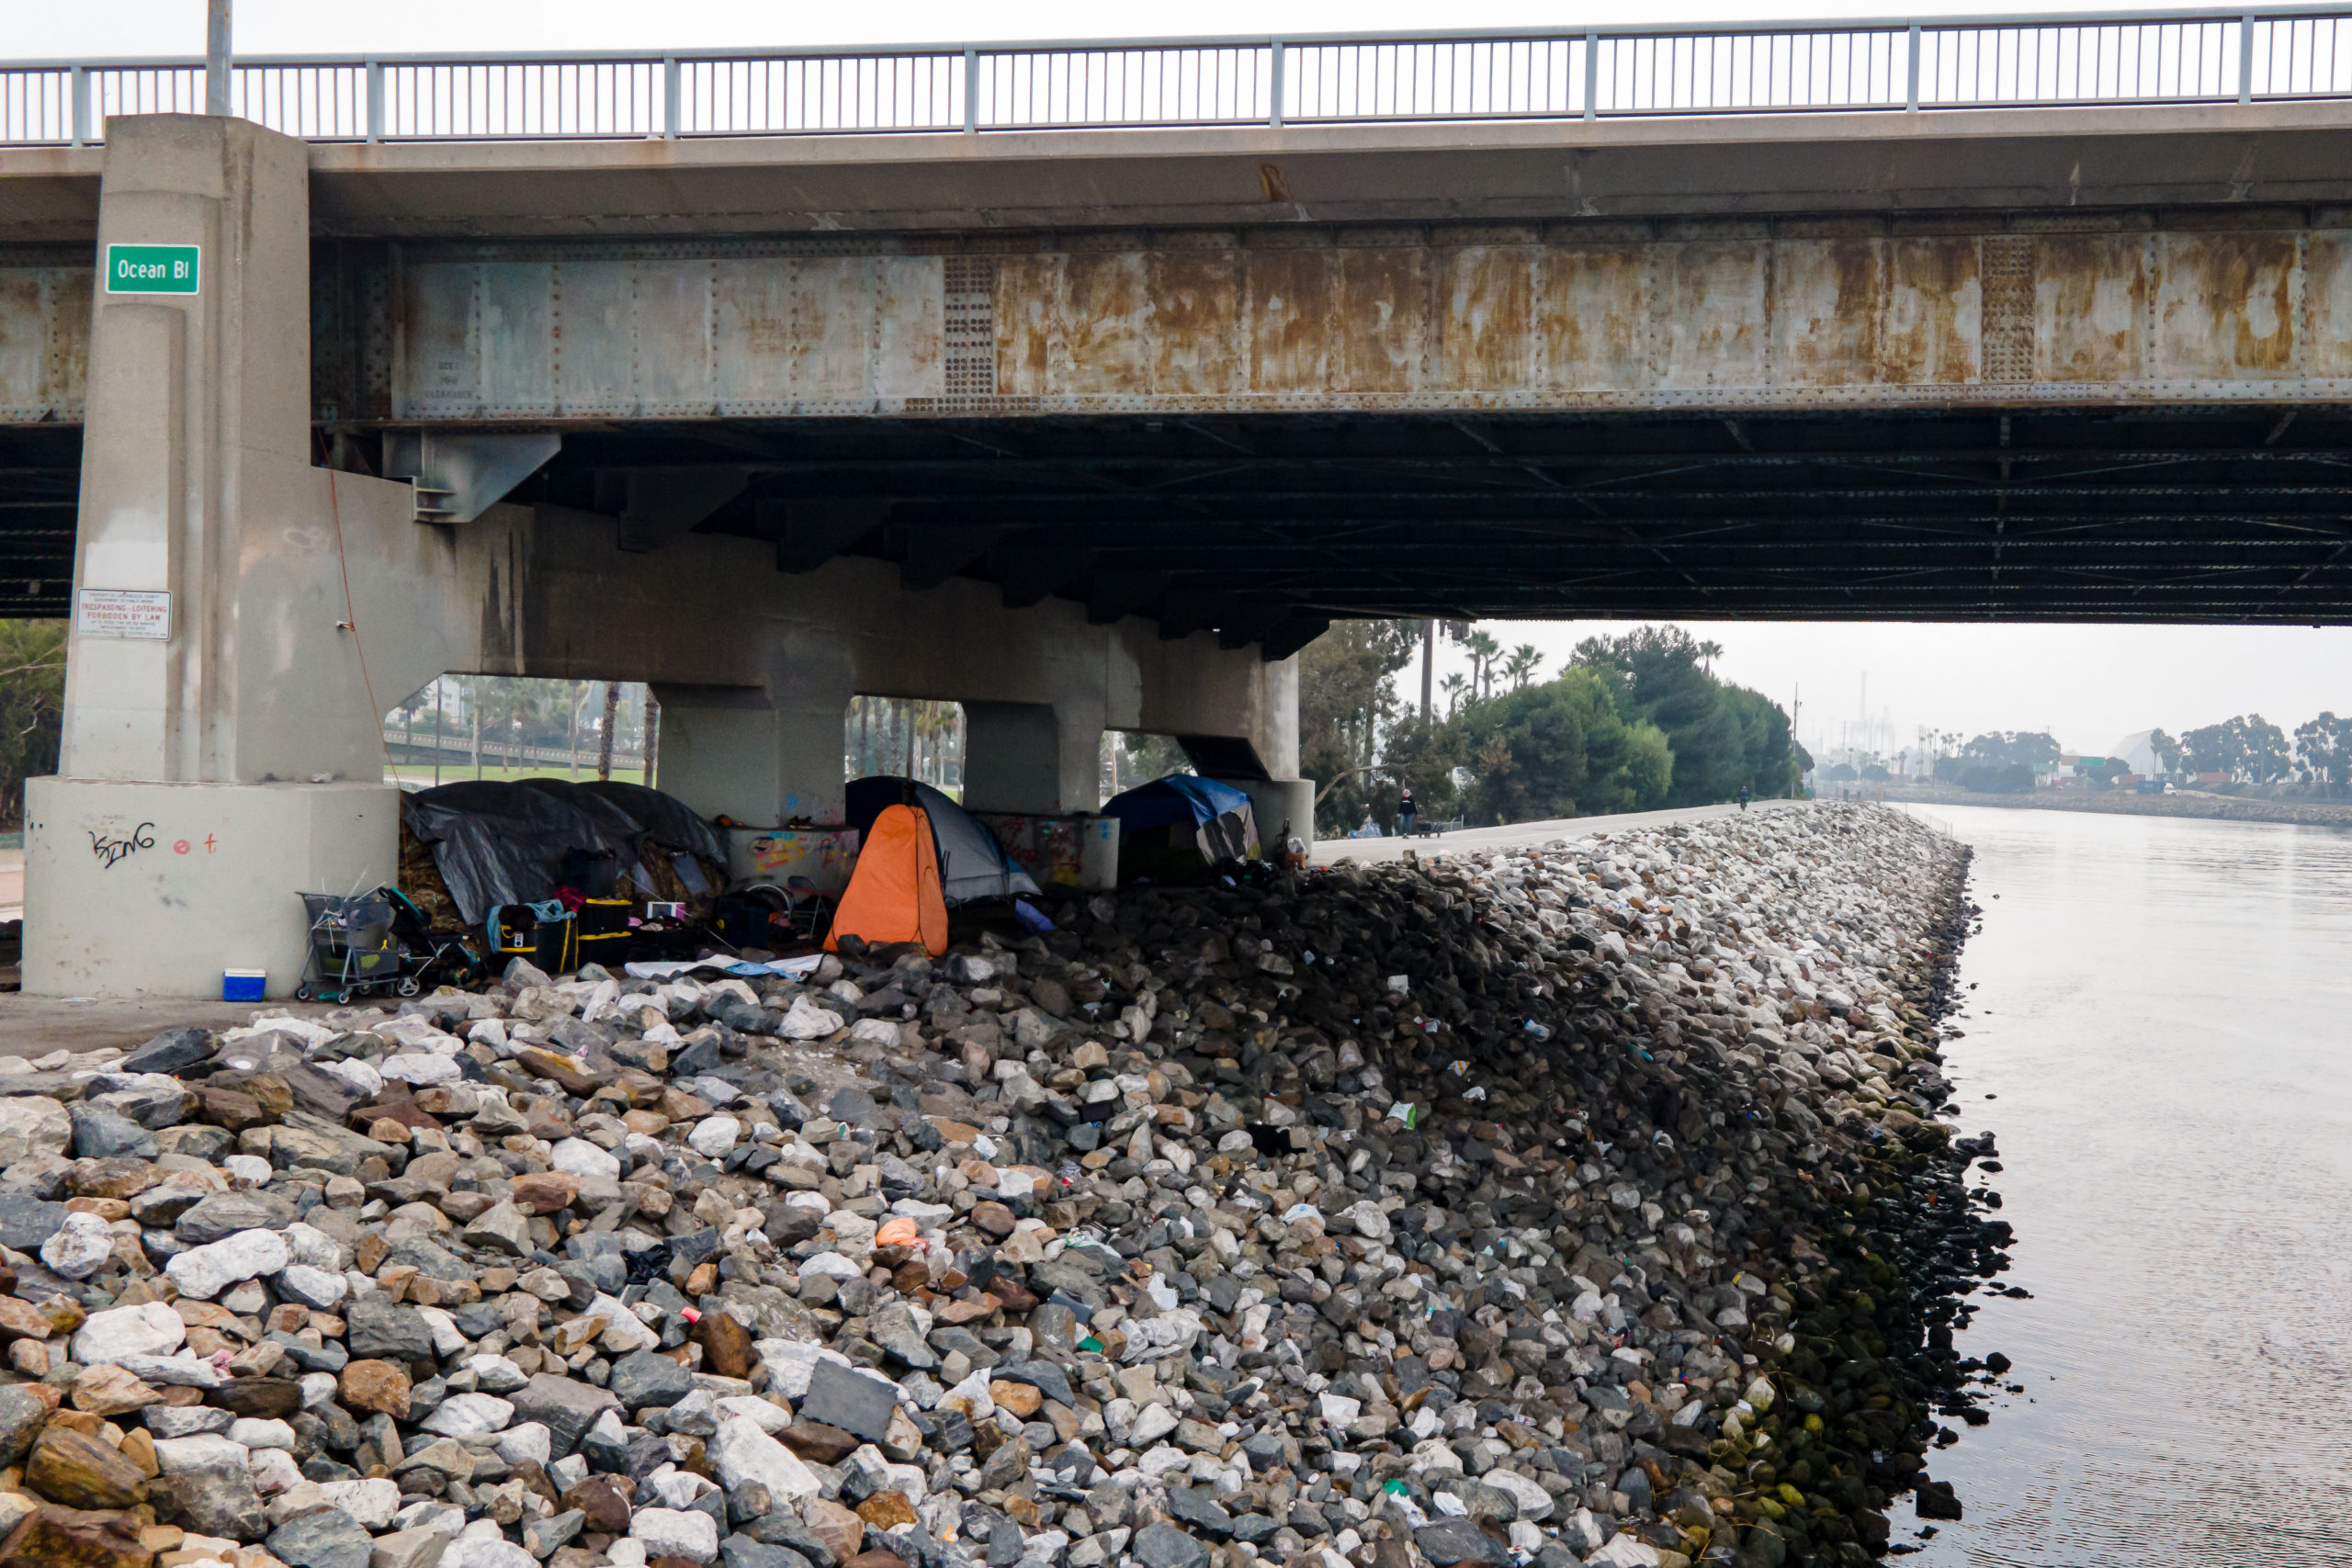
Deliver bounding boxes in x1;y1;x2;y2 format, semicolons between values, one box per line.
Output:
2110;730;2166;777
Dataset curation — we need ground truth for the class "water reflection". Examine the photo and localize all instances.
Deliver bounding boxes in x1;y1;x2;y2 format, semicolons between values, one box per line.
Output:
1891;806;2352;1567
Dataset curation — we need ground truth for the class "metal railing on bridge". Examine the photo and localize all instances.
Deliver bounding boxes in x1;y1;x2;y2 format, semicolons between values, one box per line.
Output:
7;6;2352;146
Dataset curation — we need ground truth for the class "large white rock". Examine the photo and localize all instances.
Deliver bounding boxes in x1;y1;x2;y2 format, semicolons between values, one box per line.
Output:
153;1433;252;1474
40;1213;115;1280
276;1263;347;1310
422;1393;514;1438
630;1507;719;1565
247;1447;305;1495
686;1116;741;1157
713;1396;791;1434
492;1422;551;1468
282;1221;347;1271
380;1053;463;1086
72;1300;186;1366
550;1138;621;1182
1479;1466;1554;1521
0;1097;69;1166
166;1228;290;1301
776;997;843;1041
710;1415;821;1503
442;1519;538;1568
319;1476;402;1528
230;1417;296;1450
580;1294;660;1354
313;1057;386;1101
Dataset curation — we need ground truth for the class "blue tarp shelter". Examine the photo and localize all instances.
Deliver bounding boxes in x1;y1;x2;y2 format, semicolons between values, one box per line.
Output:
1102;775;1258;880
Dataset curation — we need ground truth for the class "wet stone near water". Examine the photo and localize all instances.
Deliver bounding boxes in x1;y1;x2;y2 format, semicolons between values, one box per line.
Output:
0;803;1997;1568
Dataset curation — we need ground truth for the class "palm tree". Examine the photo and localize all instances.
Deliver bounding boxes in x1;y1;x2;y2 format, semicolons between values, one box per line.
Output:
1505;643;1542;691
1440;672;1468;717
1463;630;1501;702
1696;639;1725;674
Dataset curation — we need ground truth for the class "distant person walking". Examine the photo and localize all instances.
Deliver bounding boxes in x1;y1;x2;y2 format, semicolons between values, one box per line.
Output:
1398;784;1417;838
1738;784;1752;811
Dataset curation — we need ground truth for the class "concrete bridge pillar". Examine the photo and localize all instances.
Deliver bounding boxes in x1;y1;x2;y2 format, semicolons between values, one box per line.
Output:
27;117;400;999
24;117;1310;998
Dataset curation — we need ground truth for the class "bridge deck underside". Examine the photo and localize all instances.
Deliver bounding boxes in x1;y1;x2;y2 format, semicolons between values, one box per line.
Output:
519;404;2352;627
8;404;2352;627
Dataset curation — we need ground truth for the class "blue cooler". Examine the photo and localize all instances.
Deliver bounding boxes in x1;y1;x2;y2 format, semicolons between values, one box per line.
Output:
222;968;266;1002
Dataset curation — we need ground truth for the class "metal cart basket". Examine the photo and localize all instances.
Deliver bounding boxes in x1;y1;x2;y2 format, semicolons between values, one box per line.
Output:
295;891;419;1003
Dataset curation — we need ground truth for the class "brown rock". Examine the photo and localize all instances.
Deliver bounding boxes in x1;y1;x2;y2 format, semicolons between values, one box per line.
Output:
350;1100;441;1135
561;1474;634;1534
340;1360;413;1419
969;1202;1016;1238
214;1379;302;1419
25;1427;147;1510
65;1161;158;1201
508;1173;579;1214
843;1553;906;1568
69;1367;160;1418
197;1088;266;1134
983;1276;1038;1313
0;1298;51;1343
988;1381;1042;1419
116;1431;158;1480
800;1499;865;1567
775;1422;860;1466
854;1492;917;1530
0;1504;154;1568
690;1311;752;1380
515;1048;603;1098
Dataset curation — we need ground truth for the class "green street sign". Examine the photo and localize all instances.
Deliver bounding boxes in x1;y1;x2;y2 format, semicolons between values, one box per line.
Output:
106;243;199;296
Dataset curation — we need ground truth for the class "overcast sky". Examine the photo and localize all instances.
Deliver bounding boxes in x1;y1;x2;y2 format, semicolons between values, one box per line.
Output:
1412;621;2352;763
22;0;2169;56
22;2;2337;759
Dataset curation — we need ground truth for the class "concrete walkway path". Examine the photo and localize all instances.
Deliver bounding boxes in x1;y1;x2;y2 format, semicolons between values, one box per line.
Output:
1311;798;1806;864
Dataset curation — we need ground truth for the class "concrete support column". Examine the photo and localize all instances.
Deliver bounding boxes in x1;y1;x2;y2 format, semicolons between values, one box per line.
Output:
651;635;856;877
28;116;401;998
961;701;1063;814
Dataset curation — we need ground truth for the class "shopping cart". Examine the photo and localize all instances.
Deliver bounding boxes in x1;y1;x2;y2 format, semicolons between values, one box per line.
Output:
295;890;419;1003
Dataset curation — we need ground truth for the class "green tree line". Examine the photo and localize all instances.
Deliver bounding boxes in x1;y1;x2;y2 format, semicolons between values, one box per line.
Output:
1301;622;1807;835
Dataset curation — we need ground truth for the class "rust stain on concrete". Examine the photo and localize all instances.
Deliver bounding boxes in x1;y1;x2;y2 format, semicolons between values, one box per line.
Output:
1244;248;1335;394
1438;246;1535;391
1058;252;1151;397
1150;250;1242;397
2154;231;2298;378
2034;234;2146;383
1652;243;1769;388
1541;245;1649;392
1336;248;1425;394
1885;240;1981;385
2302;232;2352;380
1772;240;1884;389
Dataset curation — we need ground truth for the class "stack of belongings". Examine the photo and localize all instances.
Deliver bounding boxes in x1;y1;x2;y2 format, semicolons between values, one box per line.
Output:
400;781;731;940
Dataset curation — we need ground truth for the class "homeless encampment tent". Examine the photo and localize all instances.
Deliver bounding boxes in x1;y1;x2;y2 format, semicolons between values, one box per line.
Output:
1102;774;1259;883
842;776;1041;904
399;778;729;929
825;804;949;956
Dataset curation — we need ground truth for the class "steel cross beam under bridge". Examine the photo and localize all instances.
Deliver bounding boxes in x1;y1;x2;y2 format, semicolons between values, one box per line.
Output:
16;15;2352;629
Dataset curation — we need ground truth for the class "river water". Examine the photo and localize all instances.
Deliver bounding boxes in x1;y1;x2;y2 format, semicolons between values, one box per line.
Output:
1887;804;2352;1566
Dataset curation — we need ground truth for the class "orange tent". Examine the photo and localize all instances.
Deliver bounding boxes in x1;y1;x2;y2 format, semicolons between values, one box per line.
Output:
824;804;949;957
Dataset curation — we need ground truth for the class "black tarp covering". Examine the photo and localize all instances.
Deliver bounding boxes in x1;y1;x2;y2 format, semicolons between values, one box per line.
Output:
401;779;728;926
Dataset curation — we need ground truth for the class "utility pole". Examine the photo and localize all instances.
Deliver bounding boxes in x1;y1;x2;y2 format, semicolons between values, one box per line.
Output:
206;1;233;117
1419;620;1435;722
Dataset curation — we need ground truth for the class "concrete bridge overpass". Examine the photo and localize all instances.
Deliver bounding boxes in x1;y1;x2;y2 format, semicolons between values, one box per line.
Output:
9;10;2352;993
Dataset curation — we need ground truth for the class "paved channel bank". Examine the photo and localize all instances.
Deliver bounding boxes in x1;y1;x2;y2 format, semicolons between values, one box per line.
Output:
0;804;1994;1568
